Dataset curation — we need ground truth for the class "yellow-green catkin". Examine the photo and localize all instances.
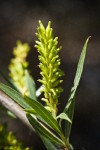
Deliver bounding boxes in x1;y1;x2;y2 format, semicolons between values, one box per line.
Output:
35;21;64;117
9;40;30;95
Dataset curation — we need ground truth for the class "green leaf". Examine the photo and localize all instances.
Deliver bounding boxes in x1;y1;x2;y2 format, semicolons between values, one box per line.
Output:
25;70;37;100
24;95;62;134
0;82;31;109
25;108;53;129
57;113;72;124
63;37;90;139
40;135;58;150
0;71;19;92
27;114;64;147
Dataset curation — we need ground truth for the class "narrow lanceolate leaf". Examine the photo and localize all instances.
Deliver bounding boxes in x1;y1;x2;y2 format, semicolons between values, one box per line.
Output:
63;37;90;139
40;135;58;150
0;71;19;92
25;70;37;100
27;114;64;147
0;83;31;109
24;95;62;134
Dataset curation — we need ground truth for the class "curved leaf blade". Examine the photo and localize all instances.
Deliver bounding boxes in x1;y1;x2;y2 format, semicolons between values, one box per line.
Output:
40;136;58;150
0;71;19;92
63;37;90;139
0;83;31;109
24;95;62;134
27;114;64;147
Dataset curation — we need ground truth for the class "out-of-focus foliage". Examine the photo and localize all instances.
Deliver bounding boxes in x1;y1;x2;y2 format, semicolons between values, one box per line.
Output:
0;124;31;150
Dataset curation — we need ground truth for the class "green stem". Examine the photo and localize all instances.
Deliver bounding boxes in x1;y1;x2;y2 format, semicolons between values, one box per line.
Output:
59;132;73;150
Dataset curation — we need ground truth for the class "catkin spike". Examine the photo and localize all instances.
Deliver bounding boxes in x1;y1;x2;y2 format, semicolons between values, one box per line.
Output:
9;41;30;95
35;20;64;117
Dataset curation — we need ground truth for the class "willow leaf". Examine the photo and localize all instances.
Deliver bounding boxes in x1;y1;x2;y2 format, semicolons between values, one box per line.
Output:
40;135;58;150
0;83;31;109
25;70;37;100
63;37;90;139
27;114;64;147
0;71;19;92
24;95;62;134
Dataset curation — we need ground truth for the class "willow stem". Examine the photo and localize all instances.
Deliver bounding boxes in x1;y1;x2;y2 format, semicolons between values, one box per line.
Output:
0;90;34;131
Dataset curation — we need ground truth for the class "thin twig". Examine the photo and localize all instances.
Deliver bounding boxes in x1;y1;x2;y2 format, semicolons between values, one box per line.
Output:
0;90;34;131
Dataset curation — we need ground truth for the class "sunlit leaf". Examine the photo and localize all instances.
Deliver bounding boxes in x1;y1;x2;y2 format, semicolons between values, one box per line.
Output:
0;83;31;109
25;70;37;100
27;114;64;147
24;95;62;134
63;37;90;139
0;71;19;92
